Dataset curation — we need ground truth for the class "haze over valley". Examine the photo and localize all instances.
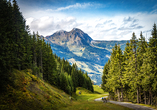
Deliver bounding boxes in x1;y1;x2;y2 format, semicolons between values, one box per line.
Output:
44;28;128;84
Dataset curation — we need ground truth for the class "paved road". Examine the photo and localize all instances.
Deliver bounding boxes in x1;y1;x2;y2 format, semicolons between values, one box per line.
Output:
95;97;155;110
94;96;108;101
109;101;155;110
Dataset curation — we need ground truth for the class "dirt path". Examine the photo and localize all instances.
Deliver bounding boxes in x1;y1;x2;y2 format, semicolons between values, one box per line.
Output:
95;97;155;110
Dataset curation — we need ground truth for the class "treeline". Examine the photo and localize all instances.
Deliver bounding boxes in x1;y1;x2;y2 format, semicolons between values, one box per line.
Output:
54;57;94;94
0;0;93;95
102;24;157;106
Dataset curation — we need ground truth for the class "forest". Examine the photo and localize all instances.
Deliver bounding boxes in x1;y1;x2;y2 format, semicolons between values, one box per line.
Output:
102;23;157;106
0;0;93;96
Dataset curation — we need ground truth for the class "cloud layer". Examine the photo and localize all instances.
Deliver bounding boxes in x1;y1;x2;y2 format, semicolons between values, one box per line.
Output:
24;2;157;41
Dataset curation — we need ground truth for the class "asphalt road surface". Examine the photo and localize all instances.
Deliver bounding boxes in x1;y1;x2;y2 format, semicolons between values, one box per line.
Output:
94;97;155;110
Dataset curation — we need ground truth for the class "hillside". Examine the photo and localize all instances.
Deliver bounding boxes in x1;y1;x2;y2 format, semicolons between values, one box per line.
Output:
60;86;132;110
45;28;128;85
0;69;132;110
0;1;94;110
0;69;71;110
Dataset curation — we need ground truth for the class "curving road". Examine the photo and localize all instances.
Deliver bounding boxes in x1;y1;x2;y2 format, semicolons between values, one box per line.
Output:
94;96;108;101
94;97;156;110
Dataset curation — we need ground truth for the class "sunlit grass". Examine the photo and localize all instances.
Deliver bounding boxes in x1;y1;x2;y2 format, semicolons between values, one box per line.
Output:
0;69;71;110
93;85;107;94
63;85;133;110
73;86;108;101
136;103;157;110
60;101;133;110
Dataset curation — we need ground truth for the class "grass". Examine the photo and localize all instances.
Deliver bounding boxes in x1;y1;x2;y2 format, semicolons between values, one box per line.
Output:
0;69;71;110
73;85;108;101
60;101;133;110
0;70;137;110
93;85;108;94
63;85;132;110
136;103;157;110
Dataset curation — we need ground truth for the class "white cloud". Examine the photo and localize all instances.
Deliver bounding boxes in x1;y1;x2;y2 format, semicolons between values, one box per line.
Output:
55;3;93;11
25;9;157;41
26;16;81;36
151;9;157;14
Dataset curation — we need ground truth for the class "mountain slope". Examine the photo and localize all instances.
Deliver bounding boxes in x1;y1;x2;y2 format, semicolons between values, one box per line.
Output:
46;28;92;46
0;69;71;110
45;28;128;85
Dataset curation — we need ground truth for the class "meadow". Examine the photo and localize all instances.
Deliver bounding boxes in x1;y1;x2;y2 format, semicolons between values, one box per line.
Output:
60;85;133;110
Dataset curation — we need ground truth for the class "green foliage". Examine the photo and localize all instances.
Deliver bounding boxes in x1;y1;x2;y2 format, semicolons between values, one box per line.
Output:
60;101;133;110
0;69;71;110
0;0;93;100
60;86;130;110
56;58;94;94
102;24;157;106
73;87;108;101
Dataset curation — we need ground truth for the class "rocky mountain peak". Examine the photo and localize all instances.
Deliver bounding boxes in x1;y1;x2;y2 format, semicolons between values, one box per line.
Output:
71;28;82;32
45;28;93;46
56;30;66;33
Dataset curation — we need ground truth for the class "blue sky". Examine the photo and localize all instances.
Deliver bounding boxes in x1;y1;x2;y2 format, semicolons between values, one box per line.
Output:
16;0;157;40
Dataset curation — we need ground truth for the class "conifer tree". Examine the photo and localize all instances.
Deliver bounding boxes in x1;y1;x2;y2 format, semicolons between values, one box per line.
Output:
101;60;110;92
142;23;157;105
129;32;140;103
0;0;94;96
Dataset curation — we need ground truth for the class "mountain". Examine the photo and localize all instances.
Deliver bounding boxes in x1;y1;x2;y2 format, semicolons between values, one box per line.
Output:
44;28;128;85
46;28;92;46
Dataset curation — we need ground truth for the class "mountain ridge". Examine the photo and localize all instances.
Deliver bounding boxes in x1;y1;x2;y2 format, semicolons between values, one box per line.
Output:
45;28;92;46
44;28;128;85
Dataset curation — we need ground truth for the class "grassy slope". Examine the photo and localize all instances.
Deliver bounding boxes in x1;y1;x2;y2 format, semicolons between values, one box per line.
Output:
0;70;133;110
60;85;133;110
0;69;71;110
60;101;132;110
93;85;108;94
73;85;108;101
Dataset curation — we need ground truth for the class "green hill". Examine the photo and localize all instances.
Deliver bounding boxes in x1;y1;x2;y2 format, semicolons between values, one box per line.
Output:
60;85;132;110
72;86;108;101
0;69;71;110
0;69;133;110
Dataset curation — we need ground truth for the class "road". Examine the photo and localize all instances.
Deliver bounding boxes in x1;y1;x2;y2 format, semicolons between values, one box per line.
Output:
94;97;156;110
94;96;108;101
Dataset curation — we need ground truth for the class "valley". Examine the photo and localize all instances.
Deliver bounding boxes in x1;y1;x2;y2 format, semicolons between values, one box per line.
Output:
44;28;128;85
1;0;157;109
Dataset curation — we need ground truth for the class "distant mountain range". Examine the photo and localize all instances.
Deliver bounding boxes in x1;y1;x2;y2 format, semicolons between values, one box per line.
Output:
44;28;128;85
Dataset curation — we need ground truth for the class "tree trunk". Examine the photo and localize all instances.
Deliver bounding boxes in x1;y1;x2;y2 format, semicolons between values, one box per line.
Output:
148;92;150;105
155;94;157;108
33;45;37;76
137;87;139;104
117;89;120;101
148;86;152;105
40;48;43;73
40;46;43;79
144;91;147;104
121;85;123;102
139;86;141;103
150;87;152;105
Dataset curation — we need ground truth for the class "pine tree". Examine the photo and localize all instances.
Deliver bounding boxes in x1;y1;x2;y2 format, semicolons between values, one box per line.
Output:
137;32;147;103
12;0;27;70
0;0;14;92
101;60;110;92
142;23;157;105
0;0;94;96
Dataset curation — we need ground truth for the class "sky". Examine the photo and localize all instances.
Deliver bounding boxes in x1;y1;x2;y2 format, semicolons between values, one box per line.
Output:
15;0;157;40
